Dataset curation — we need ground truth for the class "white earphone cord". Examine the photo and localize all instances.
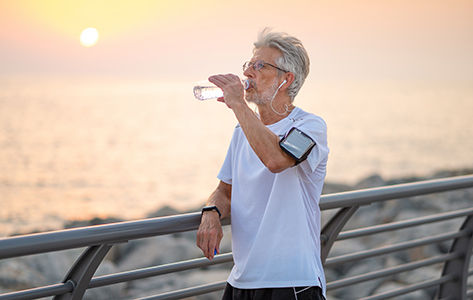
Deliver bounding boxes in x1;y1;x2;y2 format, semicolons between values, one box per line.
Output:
270;80;291;116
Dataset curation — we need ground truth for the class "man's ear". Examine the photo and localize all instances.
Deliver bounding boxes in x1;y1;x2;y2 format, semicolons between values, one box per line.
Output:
281;72;295;91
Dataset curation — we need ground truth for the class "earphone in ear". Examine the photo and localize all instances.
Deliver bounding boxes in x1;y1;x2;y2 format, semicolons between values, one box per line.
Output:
277;79;287;90
270;79;293;116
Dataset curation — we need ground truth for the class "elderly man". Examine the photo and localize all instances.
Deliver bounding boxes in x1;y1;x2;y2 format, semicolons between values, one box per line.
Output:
196;29;329;300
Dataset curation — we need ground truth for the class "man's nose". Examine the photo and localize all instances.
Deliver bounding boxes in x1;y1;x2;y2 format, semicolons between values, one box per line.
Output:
243;67;254;78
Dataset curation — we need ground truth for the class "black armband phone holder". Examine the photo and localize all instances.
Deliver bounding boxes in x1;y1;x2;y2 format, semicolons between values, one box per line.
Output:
279;127;316;165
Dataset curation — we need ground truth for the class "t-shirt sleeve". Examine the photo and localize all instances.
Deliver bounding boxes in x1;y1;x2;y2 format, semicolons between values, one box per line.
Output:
293;117;329;174
217;127;238;184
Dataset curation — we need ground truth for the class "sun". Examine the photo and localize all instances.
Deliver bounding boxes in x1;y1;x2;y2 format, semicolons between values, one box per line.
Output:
80;28;99;47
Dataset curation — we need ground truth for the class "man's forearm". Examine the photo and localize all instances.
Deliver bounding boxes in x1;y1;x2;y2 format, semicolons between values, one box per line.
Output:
198;181;230;260
206;181;231;219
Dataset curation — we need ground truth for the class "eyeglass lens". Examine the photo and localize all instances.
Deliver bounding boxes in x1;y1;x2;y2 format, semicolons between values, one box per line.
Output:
243;61;264;72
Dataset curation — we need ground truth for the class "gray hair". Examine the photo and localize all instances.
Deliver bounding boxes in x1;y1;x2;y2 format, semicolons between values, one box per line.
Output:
253;28;310;101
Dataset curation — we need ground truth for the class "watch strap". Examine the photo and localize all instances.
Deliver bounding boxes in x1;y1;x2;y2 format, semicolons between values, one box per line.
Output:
201;205;221;218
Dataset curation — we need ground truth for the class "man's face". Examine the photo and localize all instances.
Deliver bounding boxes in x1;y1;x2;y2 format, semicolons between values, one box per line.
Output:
243;47;283;105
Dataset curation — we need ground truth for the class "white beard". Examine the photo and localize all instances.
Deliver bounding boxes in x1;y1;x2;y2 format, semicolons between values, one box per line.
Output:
246;80;279;105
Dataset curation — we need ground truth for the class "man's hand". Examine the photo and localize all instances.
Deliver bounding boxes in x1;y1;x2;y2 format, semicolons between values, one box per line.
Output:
208;74;245;109
196;211;223;260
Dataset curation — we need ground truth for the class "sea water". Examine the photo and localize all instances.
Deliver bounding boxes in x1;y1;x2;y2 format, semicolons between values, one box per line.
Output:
1;77;472;236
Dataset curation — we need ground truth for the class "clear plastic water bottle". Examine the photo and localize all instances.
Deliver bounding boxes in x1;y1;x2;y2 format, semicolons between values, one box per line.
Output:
193;79;250;101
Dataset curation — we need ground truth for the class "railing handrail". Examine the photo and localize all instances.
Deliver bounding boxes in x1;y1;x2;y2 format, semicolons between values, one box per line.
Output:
324;230;467;267
337;207;473;240
320;174;473;209
1;175;472;260
0;212;199;259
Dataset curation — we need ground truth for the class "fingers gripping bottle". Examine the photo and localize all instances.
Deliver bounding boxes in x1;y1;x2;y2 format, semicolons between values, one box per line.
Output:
193;79;250;101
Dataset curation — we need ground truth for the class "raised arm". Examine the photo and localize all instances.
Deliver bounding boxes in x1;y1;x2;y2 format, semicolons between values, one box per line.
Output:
209;74;296;173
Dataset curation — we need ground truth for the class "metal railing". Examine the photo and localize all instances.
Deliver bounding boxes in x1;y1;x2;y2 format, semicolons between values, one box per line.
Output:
1;175;473;299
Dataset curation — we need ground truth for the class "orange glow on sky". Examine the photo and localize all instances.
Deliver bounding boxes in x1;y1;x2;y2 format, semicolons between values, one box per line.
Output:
3;0;185;39
0;0;472;81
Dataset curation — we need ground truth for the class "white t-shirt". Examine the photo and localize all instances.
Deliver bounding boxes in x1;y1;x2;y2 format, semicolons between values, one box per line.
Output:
217;107;329;295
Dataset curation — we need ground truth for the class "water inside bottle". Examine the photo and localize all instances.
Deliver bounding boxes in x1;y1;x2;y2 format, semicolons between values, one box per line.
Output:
193;86;223;101
193;79;250;101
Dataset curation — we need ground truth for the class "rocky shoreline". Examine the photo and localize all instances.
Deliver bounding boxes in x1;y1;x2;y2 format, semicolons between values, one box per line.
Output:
1;168;472;299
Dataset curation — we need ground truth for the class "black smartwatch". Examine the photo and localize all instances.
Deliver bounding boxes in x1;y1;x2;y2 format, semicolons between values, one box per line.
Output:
201;205;221;218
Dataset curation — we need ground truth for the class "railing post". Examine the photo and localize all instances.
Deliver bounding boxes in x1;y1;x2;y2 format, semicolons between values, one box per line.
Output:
54;244;112;300
437;215;473;300
320;206;360;264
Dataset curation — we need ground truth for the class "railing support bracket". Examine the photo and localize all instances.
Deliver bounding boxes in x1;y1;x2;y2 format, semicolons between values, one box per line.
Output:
437;216;473;300
321;206;360;264
54;244;112;300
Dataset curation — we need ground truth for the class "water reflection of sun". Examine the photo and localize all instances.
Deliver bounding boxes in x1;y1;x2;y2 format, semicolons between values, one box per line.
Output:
80;28;99;47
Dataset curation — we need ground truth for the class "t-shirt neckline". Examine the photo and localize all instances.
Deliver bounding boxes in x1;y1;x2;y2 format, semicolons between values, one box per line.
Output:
266;106;300;129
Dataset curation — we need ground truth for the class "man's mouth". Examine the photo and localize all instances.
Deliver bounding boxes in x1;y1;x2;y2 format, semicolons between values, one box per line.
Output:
246;79;255;90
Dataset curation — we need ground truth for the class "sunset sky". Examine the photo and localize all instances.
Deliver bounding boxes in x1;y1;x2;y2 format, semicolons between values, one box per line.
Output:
1;0;472;82
1;1;473;234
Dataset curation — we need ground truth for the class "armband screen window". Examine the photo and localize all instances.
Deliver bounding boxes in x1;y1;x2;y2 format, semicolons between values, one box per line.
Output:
279;127;316;164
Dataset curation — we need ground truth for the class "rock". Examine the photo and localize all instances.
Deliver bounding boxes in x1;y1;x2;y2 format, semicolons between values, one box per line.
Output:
171;230;199;241
0;259;46;290
354;174;386;189
147;205;181;218
0;288;13;294
445;188;473;209
0;249;124;299
431;168;473;179
389;263;441;299
125;269;229;300
325;239;367;276
117;235;202;271
394;264;441;291
371;281;430;299
323;267;338;284
331;257;386;299
180;269;229;300
83;261;126;300
64;217;124;229
328;239;367;259
344;201;399;231
0;249;81;289
385;176;425;185
324;293;341;300
322;182;352;194
124;272;184;298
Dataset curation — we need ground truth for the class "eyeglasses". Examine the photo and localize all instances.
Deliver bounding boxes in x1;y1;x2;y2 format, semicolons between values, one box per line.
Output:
242;60;288;73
